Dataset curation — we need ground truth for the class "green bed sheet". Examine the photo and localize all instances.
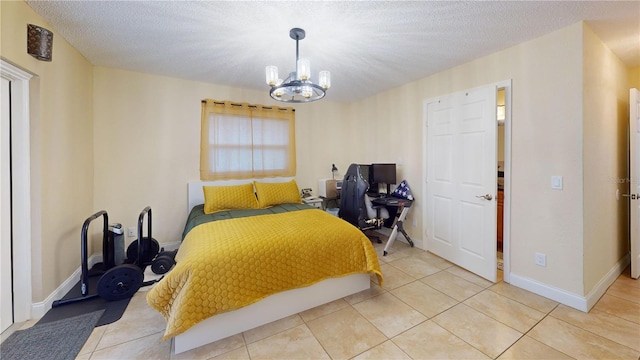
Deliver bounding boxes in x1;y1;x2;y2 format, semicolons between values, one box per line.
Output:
182;203;316;240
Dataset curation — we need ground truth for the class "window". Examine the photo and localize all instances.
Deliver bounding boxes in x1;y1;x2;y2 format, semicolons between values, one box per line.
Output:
200;100;296;180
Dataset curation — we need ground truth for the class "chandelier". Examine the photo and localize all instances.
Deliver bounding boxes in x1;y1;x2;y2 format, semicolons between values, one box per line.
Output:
265;28;331;103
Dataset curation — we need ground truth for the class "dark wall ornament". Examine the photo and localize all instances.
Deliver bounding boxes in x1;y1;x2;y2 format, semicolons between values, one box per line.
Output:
27;24;53;61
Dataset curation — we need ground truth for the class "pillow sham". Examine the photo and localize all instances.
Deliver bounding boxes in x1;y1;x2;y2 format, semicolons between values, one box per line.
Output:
254;180;302;208
203;183;258;214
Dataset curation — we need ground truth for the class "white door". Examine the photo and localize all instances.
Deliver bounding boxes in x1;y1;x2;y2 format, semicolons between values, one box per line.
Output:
426;85;497;282
1;77;13;332
630;88;640;279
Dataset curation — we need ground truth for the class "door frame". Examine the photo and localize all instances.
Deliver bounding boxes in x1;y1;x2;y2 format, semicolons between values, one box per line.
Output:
631;88;640;279
422;79;512;283
1;60;33;323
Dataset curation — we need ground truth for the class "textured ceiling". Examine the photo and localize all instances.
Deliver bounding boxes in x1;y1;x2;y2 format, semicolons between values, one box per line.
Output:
26;1;640;103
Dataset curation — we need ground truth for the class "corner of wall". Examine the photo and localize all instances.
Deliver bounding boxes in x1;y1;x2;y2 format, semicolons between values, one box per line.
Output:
581;20;633;296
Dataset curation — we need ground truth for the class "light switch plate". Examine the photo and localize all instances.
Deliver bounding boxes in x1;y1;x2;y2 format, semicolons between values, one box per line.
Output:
551;176;563;190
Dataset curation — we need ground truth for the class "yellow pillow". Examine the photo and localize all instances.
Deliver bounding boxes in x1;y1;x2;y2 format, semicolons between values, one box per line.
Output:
202;183;258;214
254;180;302;208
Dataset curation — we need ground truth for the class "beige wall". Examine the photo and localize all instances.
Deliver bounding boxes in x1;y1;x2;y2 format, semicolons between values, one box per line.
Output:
1;1;94;301
496;26;584;295
348;23;589;294
631;67;640;89
582;26;631;294
348;22;632;298
92;67;348;246
291;101;351;187
345;84;424;231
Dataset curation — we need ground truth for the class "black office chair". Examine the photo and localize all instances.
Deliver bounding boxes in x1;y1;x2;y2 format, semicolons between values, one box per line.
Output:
339;163;384;243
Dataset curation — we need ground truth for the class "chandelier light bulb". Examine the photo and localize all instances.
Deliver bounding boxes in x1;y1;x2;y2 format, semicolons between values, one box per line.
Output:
297;59;310;81
319;71;331;90
265;66;278;86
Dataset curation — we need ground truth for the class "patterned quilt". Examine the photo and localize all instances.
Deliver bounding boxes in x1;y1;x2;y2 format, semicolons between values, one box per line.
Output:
146;207;383;339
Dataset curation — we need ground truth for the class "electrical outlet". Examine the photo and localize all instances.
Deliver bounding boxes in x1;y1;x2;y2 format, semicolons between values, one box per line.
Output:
127;227;136;237
551;176;563;190
535;252;547;267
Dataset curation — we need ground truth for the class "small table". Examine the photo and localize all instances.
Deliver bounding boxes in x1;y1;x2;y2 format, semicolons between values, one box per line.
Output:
302;197;323;209
371;197;415;256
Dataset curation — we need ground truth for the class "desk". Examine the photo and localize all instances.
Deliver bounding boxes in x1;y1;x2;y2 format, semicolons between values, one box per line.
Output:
372;197;415;256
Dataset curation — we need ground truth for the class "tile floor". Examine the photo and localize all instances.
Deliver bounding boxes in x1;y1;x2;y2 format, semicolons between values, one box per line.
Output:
16;241;640;359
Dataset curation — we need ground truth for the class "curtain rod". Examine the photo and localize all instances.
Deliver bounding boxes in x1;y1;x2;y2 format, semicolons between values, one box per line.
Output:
201;99;294;112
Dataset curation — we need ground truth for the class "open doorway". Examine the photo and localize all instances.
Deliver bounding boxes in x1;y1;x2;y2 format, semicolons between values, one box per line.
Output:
496;88;506;280
496;82;512;284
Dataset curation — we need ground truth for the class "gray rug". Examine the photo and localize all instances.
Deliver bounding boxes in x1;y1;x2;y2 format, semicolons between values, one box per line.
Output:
1;310;104;360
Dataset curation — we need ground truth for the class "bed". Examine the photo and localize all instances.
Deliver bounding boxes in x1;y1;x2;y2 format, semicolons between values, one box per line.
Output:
147;179;383;354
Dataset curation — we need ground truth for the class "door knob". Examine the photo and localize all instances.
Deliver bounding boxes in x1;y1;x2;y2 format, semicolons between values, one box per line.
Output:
622;193;639;200
475;194;493;201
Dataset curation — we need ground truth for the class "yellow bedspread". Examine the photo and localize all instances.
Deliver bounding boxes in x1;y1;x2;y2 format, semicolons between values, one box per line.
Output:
146;208;383;339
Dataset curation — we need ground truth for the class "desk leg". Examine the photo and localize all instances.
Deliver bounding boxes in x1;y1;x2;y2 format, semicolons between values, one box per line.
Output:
383;206;414;256
384;226;399;256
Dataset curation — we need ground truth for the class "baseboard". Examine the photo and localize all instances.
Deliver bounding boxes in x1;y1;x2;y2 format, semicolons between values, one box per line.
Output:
31;254;103;319
584;254;630;311
509;272;588;312
510;254;630;313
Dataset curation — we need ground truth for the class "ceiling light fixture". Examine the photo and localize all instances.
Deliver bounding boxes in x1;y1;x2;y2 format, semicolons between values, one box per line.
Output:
265;28;330;103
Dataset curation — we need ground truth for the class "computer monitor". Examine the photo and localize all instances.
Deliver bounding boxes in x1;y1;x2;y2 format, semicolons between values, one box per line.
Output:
371;163;396;194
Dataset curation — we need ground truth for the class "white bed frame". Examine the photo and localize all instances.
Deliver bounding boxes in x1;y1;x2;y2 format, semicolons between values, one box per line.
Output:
174;180;372;354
